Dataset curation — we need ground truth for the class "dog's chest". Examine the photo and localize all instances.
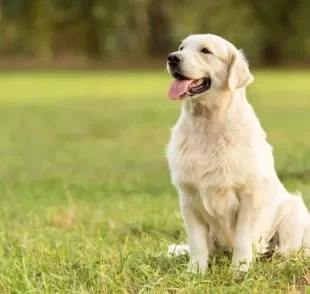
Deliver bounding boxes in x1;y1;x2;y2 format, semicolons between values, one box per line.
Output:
167;122;250;190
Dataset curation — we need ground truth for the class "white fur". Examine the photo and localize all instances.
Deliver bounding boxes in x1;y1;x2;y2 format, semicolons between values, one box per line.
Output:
166;34;310;273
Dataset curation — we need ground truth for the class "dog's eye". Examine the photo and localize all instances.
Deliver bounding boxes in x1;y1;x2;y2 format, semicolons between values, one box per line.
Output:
201;47;212;54
179;46;184;51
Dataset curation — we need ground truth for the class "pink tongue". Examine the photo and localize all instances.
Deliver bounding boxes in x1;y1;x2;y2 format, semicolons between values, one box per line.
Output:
168;79;193;100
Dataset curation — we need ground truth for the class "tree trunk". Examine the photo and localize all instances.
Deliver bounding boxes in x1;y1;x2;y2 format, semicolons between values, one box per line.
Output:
147;0;173;57
81;0;101;59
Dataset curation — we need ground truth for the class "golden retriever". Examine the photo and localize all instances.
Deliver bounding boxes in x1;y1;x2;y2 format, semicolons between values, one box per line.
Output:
166;34;310;273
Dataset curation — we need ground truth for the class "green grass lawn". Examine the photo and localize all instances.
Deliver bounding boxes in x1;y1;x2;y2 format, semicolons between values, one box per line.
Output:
0;70;309;293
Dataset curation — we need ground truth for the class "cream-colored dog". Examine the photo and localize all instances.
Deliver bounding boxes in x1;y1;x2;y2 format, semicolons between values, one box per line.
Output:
166;34;310;273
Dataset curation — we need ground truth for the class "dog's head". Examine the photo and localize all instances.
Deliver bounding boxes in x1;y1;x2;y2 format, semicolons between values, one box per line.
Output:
167;34;254;100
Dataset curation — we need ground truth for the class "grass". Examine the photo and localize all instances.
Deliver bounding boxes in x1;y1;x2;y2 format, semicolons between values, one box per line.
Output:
0;70;309;293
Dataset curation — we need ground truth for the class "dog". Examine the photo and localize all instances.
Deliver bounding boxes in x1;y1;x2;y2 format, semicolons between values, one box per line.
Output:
166;34;310;273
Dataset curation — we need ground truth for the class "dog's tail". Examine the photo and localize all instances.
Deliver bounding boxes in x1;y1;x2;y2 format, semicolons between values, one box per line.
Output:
167;244;190;258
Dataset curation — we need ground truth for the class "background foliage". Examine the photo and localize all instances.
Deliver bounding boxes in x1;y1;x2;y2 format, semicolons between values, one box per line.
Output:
1;0;310;66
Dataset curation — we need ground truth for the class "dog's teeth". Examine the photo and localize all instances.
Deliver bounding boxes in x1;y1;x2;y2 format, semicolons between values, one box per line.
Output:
191;79;204;88
189;79;204;90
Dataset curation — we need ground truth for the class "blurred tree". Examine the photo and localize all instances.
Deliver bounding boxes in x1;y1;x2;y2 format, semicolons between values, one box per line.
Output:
30;0;54;59
80;0;101;59
239;0;303;65
53;0;102;59
147;0;173;57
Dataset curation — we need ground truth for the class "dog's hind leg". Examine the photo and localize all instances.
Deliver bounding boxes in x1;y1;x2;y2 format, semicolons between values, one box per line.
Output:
276;194;310;256
302;216;310;256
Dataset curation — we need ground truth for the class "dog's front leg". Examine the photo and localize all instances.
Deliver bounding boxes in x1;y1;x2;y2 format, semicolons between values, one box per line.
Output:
232;184;273;272
180;191;209;274
231;206;254;272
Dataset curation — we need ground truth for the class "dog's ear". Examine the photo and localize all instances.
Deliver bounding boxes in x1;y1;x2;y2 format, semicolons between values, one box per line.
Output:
228;50;254;92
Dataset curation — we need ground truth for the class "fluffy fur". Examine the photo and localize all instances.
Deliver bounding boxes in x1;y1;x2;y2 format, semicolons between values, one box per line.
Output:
166;34;310;273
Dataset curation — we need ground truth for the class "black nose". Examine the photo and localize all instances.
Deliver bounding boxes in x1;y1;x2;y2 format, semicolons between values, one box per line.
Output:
168;53;181;64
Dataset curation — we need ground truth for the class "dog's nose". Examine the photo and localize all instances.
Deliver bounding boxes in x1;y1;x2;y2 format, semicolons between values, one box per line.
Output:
168;53;181;65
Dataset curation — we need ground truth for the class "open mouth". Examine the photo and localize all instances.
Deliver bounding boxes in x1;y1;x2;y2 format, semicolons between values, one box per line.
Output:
168;72;211;100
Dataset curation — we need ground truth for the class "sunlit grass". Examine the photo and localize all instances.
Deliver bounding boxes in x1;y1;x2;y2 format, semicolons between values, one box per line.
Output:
0;70;309;293
0;70;310;104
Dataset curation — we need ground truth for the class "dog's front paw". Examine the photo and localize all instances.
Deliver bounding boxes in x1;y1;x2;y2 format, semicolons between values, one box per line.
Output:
167;244;190;258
